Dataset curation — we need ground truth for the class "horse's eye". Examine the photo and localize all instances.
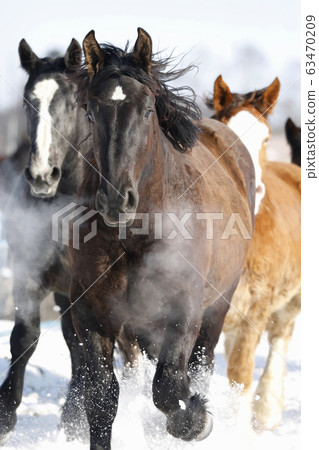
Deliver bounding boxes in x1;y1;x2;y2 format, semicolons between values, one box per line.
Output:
144;109;153;120
86;110;95;123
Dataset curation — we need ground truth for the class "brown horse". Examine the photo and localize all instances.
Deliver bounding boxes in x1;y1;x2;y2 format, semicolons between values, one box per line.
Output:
69;28;255;449
206;75;301;430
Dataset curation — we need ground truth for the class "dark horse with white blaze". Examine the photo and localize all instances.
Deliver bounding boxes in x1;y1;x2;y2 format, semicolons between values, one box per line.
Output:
0;39;91;443
70;28;256;449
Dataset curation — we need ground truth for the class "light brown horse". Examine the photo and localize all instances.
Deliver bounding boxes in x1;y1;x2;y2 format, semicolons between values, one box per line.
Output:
205;75;301;430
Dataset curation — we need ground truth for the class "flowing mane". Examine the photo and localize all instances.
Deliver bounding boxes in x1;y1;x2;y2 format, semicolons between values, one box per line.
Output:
75;42;201;152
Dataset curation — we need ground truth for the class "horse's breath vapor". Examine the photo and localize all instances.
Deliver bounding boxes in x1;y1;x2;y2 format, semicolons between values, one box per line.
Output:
0;14;301;449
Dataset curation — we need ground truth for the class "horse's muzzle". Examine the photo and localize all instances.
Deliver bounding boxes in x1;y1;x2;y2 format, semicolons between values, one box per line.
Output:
102;212;136;228
25;166;61;198
96;187;139;228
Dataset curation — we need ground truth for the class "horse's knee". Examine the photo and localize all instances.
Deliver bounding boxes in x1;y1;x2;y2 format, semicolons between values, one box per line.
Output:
10;321;40;361
15;278;47;303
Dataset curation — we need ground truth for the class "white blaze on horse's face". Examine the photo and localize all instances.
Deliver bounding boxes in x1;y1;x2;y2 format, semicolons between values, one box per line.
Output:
31;79;59;177
111;85;126;101
227;110;269;215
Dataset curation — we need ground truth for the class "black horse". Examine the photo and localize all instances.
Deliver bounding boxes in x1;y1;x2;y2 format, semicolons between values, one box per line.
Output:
285;117;301;167
0;39;91;443
70;28;255;449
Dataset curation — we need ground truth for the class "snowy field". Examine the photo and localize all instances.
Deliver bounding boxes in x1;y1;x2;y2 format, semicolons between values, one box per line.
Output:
0;316;300;450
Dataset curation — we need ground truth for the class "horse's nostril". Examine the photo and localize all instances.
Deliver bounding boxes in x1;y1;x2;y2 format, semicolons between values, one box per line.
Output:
124;188;139;213
95;190;108;215
50;166;61;181
43;166;61;185
24;167;34;184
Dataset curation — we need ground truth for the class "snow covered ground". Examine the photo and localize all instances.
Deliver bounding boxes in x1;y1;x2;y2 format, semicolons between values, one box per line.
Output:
0;316;300;450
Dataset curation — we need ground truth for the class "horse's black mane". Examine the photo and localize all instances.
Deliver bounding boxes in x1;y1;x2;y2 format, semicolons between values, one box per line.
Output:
76;43;201;153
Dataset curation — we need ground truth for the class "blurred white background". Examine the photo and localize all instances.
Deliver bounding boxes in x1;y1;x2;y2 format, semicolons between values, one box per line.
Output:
0;0;300;142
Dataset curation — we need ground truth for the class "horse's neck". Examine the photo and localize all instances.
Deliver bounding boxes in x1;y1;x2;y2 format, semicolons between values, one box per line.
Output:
226;110;269;215
139;130;175;210
57;112;91;196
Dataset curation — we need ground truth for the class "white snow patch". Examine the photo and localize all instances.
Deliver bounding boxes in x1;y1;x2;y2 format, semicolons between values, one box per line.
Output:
0;318;300;449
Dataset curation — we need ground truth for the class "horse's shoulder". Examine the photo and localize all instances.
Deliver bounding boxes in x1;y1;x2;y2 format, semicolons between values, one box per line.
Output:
198;118;253;170
195;118;255;216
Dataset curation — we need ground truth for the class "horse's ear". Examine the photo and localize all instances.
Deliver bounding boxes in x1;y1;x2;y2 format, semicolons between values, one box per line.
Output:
19;39;40;74
64;38;82;70
83;30;104;81
260;77;280;114
213;75;233;112
133;27;152;74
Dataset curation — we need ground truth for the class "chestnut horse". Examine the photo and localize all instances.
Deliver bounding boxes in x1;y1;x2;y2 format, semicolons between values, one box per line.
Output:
69;28;255;449
206;75;301;430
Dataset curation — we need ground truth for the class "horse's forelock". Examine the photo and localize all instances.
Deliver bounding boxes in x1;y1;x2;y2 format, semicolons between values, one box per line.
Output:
23;56;74;96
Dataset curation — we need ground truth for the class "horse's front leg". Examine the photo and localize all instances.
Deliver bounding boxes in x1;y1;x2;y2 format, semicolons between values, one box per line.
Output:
71;291;119;450
54;293;88;441
189;280;239;374
0;279;46;443
253;292;301;431
82;330;118;450
152;299;212;442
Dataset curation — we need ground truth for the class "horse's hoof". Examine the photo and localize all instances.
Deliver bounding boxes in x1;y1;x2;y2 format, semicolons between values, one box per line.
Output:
252;414;282;432
59;410;90;444
193;412;213;441
252;394;283;431
166;394;213;442
0;410;16;445
0;431;11;446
